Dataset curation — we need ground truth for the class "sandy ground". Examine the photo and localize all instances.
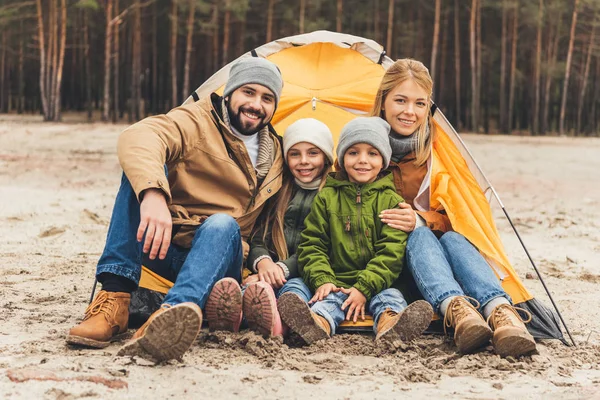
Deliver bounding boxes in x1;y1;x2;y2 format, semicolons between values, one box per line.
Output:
1;115;600;399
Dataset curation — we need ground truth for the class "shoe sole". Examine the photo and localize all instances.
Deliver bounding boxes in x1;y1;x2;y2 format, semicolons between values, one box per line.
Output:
243;283;278;337
494;331;537;358
66;332;128;349
277;293;328;345
204;278;242;332
117;304;202;361
456;322;493;354
378;300;433;343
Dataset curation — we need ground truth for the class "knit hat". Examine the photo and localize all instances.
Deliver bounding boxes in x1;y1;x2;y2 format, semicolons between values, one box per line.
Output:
336;117;392;169
283;118;335;164
223;57;283;106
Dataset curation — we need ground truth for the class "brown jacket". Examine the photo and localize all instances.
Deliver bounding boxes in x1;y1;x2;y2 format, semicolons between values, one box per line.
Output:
117;94;284;251
387;152;452;234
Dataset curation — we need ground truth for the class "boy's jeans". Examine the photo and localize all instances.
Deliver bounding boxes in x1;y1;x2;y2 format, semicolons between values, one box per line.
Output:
311;288;408;336
276;277;313;302
96;173;242;308
406;226;510;314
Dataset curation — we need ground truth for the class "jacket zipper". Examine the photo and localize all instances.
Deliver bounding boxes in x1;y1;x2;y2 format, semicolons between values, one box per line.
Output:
356;186;367;266
244;171;282;213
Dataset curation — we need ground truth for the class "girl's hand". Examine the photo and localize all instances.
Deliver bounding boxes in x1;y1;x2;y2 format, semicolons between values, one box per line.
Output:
242;274;260;285
257;258;287;288
339;287;366;322
309;283;339;304
379;202;417;232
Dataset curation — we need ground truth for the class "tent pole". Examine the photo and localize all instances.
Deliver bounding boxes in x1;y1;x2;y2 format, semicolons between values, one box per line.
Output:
89;278;98;304
500;207;576;347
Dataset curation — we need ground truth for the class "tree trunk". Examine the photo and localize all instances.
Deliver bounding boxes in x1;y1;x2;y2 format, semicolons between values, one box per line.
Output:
299;0;305;34
542;7;561;134
454;0;461;129
336;0;343;32
170;0;178;109
50;0;59;120
508;0;519;133
114;0;121;122
386;0;395;57
183;0;196;101
84;10;93;121
532;0;543;134
577;12;595;134
267;0;274;42
374;0;380;44
151;0;157;114
102;0;113;121
18;19;24;114
559;0;579;135
469;0;478;131
212;3;218;72
223;0;231;65
500;0;508;133
431;0;441;83
132;0;142;119
0;31;6;113
438;7;448;104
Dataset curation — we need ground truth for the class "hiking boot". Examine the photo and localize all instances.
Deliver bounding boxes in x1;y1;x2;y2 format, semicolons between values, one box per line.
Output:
243;281;283;337
488;304;536;358
117;302;202;362
444;296;493;353
66;291;130;348
277;292;330;344
204;277;243;332
375;300;433;342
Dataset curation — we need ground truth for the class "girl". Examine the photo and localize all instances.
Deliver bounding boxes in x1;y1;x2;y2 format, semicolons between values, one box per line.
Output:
279;117;433;344
372;58;536;358
204;118;334;337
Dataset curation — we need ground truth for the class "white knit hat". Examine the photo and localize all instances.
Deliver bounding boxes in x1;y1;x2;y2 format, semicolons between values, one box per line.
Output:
283;118;334;164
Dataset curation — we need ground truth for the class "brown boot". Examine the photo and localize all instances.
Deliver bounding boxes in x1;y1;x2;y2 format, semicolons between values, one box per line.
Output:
488;304;536;358
277;292;330;344
117;302;202;362
444;297;493;353
375;300;433;342
66;291;130;348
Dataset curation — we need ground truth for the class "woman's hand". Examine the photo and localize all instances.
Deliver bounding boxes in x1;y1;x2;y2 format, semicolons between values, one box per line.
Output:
379;202;417;232
339;287;366;322
309;283;339;304
257;258;287;288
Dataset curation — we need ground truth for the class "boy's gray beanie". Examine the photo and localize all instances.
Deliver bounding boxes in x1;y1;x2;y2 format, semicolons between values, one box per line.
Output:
336;117;392;169
223;58;283;106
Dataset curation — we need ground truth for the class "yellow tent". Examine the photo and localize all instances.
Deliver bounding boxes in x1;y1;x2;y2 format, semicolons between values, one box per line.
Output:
134;31;562;340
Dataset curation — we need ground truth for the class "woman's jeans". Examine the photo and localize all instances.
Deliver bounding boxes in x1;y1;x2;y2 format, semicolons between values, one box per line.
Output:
406;226;510;314
95;173;243;308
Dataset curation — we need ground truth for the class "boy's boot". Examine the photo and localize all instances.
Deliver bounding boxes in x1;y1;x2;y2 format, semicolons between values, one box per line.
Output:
204;278;243;332
376;300;433;342
444;296;493;353
118;302;202;362
488;304;536;358
277;292;330;344
66;290;130;348
243;281;283;337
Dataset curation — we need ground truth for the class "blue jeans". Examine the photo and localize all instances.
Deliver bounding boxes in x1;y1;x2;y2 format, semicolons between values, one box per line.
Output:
276;277;312;303
311;288;407;335
96;173;243;308
406;227;510;315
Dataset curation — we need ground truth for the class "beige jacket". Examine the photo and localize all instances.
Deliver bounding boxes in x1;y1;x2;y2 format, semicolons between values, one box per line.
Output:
117;94;284;253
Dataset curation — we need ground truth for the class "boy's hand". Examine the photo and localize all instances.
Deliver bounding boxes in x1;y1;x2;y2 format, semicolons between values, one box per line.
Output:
309;283;339;304
339;287;366;322
257;258;287;288
379;202;416;232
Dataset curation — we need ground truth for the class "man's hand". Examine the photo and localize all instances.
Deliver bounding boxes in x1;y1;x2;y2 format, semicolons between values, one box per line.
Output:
339;287;366;322
137;188;172;260
257;258;287;288
309;283;339;304
379;202;417;232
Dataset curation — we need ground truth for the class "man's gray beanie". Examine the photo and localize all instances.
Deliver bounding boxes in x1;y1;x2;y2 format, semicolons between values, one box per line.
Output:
336;117;392;169
223;58;283;106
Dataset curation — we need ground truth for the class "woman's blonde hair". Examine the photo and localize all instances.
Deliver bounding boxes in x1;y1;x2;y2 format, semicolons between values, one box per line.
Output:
369;58;435;166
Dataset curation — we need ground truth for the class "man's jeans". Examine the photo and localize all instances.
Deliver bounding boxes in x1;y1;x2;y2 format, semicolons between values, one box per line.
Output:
406;227;510;314
311;288;408;336
96;173;243;308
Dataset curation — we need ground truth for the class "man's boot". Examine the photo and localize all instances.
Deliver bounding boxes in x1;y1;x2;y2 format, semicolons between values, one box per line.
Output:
66;290;130;348
117;302;202;362
488;304;536;358
444;297;493;353
375;300;433;342
277;292;330;344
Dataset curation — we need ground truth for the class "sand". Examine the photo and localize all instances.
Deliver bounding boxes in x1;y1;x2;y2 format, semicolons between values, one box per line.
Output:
1;115;599;399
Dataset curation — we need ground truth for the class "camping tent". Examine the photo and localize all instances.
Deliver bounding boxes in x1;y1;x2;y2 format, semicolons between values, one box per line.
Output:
131;30;568;342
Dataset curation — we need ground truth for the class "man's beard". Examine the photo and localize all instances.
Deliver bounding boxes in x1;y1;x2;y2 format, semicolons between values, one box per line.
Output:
226;102;269;136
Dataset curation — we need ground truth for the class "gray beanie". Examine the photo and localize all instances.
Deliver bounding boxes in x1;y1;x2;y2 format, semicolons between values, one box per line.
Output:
336;117;392;169
223;57;283;106
283;118;335;164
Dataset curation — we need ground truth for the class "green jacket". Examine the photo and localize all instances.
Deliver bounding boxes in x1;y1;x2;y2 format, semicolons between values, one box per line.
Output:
248;186;318;278
298;172;408;301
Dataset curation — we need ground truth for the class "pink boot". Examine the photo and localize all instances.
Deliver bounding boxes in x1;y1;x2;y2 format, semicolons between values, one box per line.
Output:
243;281;283;337
204;278;243;332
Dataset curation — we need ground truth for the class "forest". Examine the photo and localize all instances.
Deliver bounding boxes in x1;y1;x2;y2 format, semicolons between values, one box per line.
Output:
0;0;598;135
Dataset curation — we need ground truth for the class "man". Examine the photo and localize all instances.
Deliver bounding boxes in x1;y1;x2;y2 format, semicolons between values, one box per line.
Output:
66;57;284;361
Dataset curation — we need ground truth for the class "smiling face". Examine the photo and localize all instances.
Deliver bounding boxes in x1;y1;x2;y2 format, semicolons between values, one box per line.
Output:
226;84;276;135
343;143;384;184
382;79;429;137
286;142;327;184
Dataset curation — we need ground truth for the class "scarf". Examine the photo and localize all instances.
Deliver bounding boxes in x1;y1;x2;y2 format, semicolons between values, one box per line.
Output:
389;124;430;162
294;177;321;190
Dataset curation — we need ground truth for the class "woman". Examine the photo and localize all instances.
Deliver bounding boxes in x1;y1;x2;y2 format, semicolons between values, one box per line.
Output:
371;58;536;358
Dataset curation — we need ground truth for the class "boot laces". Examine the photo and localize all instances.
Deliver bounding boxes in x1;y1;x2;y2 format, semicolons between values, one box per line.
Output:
487;304;532;330
83;291;117;322
443;296;480;336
